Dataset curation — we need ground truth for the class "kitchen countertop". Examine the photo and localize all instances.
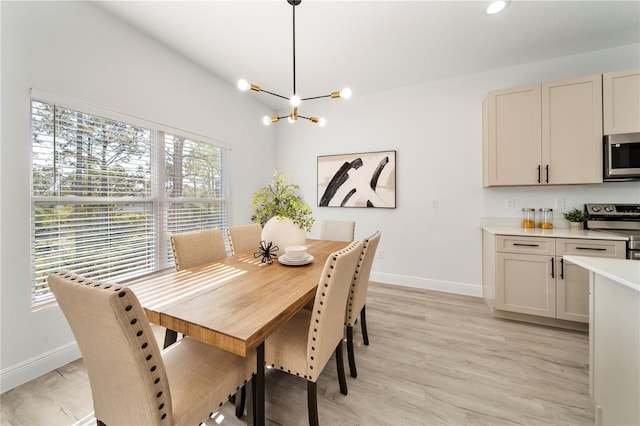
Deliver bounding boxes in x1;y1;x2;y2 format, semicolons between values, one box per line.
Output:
564;255;639;292
481;225;629;241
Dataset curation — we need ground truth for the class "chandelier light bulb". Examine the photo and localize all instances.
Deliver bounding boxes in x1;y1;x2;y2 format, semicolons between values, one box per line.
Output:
340;88;352;99
290;95;301;107
318;117;327;127
237;79;250;91
262;116;271;126
288;116;296;124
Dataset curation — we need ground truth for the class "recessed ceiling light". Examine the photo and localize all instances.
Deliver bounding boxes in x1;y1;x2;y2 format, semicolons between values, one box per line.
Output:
486;0;509;15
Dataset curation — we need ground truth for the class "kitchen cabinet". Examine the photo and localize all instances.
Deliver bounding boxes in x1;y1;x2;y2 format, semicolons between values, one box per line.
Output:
486;233;626;329
483;74;603;186
603;68;640;134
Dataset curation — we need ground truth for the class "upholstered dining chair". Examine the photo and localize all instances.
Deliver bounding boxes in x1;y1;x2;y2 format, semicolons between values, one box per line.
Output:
48;270;256;426
345;230;381;378
170;228;228;271
227;223;263;255
265;239;365;426
319;219;355;242
166;228;228;348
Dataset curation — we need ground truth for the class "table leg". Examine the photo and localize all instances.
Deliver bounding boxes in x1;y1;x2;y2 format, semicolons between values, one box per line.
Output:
255;342;265;426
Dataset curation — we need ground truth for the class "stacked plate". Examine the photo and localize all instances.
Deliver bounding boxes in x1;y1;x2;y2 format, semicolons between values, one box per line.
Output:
278;253;314;266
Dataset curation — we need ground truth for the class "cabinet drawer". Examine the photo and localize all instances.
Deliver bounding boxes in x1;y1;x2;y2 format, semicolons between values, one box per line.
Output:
496;236;554;255
556;239;626;258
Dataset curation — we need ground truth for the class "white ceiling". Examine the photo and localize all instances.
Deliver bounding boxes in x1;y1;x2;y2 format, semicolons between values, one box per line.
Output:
97;1;640;109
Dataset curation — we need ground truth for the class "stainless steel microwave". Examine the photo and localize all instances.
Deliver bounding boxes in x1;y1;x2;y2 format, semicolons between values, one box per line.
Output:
604;133;640;181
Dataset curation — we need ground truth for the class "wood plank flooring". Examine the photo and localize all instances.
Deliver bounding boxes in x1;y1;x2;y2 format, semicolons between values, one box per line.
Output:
0;282;593;426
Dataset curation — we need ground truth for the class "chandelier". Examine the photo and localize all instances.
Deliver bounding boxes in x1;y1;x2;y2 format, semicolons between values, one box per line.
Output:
237;0;351;126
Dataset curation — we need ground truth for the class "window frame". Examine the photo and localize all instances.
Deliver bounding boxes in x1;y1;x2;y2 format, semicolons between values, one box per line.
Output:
30;89;232;308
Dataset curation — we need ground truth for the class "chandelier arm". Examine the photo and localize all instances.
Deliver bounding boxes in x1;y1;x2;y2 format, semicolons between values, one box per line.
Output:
258;89;290;101
300;94;333;101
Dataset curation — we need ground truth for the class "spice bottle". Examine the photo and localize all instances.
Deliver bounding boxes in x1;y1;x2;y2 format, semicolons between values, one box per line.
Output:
522;208;535;228
539;208;553;229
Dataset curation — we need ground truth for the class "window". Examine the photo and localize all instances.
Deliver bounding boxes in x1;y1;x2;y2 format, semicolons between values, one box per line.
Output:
31;92;229;307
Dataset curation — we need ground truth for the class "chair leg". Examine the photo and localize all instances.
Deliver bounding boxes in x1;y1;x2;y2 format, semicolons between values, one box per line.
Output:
346;325;357;378
234;386;246;418
335;340;348;395
360;306;369;346
163;329;178;349
307;381;319;426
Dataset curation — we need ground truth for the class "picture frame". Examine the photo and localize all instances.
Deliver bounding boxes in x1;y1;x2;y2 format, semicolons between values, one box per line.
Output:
317;150;396;208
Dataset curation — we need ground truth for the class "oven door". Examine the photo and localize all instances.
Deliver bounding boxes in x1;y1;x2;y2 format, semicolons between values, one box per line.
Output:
604;133;640;180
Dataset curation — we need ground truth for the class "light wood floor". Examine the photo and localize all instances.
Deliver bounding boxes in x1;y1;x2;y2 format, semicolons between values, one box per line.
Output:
1;282;593;426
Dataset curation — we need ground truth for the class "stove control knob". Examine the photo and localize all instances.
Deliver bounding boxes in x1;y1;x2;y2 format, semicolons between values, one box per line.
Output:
591;206;601;212
604;206;615;213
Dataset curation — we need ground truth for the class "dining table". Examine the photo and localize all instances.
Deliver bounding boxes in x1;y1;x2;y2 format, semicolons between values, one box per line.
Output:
124;238;350;426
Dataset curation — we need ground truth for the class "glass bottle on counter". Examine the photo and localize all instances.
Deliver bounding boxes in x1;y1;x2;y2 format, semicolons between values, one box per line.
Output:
522;208;535;228
539;208;553;229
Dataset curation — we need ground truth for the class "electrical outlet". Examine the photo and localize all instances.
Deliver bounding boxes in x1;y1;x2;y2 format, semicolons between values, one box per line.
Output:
505;199;515;209
432;199;439;208
555;197;566;209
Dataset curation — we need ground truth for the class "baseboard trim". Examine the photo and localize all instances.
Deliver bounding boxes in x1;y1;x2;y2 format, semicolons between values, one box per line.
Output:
1;342;81;393
370;272;482;297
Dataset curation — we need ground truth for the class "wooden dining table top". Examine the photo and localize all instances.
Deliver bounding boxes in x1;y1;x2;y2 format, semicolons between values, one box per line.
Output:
125;239;350;357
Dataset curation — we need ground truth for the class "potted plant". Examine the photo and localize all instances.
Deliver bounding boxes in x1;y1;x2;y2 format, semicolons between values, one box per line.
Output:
251;170;314;254
563;207;587;230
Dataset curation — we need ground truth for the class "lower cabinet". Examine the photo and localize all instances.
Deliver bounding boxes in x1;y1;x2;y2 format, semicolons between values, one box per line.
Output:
489;234;626;327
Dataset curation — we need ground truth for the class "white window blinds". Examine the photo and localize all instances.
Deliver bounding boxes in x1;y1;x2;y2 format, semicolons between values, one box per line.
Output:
31;96;229;307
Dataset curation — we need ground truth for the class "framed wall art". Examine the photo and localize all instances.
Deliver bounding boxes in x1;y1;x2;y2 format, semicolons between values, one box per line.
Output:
317;150;396;208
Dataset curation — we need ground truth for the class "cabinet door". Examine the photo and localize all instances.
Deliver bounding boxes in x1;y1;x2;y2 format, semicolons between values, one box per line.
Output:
556;258;589;323
542;75;603;184
484;84;542;186
603;69;640;134
496;252;555;318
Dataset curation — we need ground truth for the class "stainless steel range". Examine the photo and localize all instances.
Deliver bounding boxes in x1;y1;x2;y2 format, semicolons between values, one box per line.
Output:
585;203;640;260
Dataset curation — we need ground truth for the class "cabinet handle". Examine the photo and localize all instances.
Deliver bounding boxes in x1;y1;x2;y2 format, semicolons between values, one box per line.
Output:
545;164;549;183
551;257;555;278
560;258;564;280
537;165;541;183
513;243;540;247
576;247;606;251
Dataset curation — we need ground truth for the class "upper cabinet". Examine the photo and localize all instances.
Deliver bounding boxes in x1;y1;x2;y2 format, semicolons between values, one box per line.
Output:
603;69;640;134
483;74;603;187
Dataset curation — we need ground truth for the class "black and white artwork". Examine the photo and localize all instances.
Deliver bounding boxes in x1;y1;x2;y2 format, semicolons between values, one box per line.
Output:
317;150;396;208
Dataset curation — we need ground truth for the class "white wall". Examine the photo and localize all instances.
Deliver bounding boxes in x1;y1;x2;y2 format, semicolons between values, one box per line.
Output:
0;1;276;391
275;44;640;295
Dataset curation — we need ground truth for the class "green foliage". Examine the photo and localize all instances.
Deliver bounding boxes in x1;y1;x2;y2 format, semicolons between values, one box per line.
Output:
563;207;587;222
251;170;315;232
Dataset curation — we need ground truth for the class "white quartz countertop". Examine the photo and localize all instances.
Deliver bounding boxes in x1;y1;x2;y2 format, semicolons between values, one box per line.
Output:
564;255;640;291
481;225;629;241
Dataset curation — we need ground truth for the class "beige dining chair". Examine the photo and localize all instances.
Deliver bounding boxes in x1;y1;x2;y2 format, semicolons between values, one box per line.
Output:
345;230;381;378
227;223;262;255
170;228;228;271
319;219;355;242
265;239;365;426
48;270;256;426
167;228;229;348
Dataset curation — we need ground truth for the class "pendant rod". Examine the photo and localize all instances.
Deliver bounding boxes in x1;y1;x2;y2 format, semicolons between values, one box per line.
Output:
292;1;296;96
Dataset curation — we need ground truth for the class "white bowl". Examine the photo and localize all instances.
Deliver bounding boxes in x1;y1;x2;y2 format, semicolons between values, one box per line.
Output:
284;245;307;259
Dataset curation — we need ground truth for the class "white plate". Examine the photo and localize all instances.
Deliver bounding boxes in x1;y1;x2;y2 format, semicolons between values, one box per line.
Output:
278;253;314;266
